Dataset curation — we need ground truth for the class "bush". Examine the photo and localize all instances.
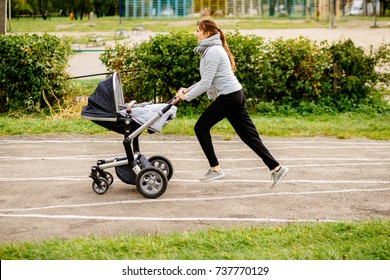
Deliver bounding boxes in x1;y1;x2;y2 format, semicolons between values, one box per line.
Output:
100;32;207;112
100;32;390;115
227;33;333;110
328;39;390;111
0;34;73;113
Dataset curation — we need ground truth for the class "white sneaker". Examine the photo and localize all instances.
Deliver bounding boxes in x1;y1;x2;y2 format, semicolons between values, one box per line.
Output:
270;166;289;188
200;169;225;182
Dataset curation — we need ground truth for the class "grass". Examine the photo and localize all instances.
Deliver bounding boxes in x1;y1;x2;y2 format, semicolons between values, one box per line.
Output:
164;113;390;140
9;16;322;34
9;15;390;34
1;77;389;139
8;16;390;44
1;220;389;260
1;112;389;140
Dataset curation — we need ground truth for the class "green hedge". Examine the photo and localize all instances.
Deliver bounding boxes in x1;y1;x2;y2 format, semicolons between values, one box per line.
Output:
0;34;72;113
100;31;389;114
1;32;388;115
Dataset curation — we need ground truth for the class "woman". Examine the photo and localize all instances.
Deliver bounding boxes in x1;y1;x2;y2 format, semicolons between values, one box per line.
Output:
176;18;288;188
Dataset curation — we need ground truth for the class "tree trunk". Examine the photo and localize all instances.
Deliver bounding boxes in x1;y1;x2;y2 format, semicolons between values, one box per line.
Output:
1;0;6;34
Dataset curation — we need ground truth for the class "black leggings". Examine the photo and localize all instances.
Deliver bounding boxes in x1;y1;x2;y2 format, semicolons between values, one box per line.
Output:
194;89;280;170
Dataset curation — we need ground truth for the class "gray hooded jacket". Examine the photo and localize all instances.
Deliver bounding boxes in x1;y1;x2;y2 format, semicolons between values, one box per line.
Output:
184;33;242;102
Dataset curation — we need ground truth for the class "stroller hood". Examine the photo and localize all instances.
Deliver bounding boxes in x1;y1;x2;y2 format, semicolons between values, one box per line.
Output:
81;72;176;135
81;74;123;121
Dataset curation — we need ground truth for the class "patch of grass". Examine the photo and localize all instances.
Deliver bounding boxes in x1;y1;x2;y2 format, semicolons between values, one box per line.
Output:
0;117;106;135
1;112;389;140
161;112;390;140
0;220;389;260
10;16;388;35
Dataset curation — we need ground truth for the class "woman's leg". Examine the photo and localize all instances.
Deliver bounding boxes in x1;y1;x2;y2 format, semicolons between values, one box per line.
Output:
226;91;280;170
194;100;227;167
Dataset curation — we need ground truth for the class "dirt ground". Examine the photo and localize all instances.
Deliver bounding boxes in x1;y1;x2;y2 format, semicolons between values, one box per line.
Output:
0;134;389;243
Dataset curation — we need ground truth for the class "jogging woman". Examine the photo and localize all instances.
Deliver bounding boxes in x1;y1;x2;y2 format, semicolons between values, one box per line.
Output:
176;18;288;188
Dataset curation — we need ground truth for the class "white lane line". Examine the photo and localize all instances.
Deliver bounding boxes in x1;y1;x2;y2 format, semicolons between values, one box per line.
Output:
0;213;346;223
0;161;389;182
1;187;389;212
172;179;390;184
0;176;389;184
1;156;390;161
175;162;390;173
1;163;389;181
1;139;389;145
0;176;90;182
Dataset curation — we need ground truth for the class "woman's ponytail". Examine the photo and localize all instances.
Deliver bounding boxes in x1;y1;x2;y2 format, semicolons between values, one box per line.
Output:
218;29;237;72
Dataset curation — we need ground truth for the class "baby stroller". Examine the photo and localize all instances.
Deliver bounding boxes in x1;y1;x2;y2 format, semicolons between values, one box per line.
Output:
81;72;178;198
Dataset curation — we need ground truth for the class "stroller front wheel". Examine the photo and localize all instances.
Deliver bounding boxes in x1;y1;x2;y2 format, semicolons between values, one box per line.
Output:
136;167;168;198
100;171;114;186
92;178;109;194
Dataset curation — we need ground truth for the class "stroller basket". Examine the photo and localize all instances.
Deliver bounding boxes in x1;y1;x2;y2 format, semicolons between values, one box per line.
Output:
81;72;178;198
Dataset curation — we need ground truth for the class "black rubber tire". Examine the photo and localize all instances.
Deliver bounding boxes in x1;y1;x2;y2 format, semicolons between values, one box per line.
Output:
135;167;168;198
92;178;109;195
148;155;174;181
100;171;114;186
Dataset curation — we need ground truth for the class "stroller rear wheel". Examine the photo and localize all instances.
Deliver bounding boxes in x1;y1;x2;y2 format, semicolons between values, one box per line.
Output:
136;167;168;198
92;178;110;194
148;155;173;181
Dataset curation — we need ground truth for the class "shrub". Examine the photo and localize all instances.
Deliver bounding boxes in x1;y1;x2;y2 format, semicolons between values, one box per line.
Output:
100;32;390;115
328;39;390;111
228;33;333;109
100;32;207;112
0;34;73;113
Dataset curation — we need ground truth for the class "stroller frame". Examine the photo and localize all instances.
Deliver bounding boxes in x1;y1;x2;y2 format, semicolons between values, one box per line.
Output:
82;72;178;198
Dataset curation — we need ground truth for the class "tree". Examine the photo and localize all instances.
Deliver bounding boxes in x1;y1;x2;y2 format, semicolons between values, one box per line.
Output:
380;0;390;15
1;0;5;34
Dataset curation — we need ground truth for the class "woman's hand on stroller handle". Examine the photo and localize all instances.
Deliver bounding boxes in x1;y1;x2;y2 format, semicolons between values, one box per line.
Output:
126;100;137;113
175;87;187;101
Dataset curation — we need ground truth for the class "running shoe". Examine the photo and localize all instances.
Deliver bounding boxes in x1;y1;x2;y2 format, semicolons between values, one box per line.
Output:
270;166;289;188
200;169;225;182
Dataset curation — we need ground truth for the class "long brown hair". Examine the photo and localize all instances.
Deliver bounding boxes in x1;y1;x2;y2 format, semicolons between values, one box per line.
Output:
197;18;237;72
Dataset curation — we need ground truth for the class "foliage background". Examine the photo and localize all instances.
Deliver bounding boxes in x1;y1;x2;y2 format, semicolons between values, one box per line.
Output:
100;31;390;115
0;31;389;115
0;34;73;113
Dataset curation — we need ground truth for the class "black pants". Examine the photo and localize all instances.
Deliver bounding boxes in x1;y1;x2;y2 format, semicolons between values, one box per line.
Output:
194;89;280;170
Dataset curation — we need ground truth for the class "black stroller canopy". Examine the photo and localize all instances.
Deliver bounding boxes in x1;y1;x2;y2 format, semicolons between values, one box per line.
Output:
81;73;124;121
81;72;176;135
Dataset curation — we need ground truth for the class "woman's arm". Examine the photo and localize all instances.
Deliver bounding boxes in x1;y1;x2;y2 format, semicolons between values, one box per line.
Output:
182;47;221;102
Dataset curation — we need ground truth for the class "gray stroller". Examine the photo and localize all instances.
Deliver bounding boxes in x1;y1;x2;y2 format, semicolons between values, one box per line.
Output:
81;72;178;198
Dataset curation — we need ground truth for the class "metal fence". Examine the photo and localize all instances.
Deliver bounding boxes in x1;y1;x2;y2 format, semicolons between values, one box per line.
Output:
123;0;359;19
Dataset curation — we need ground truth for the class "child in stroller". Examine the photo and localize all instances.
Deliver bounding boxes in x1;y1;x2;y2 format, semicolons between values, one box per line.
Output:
81;72;178;198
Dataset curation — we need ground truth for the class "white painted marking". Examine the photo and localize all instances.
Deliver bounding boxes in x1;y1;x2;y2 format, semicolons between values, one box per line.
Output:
0;176;389;184
1;187;389;212
0;213;345;223
0;156;389;162
0;176;90;182
0;139;389;145
172;179;390;184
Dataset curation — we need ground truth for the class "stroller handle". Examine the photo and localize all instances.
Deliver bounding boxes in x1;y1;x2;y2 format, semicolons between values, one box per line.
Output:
170;96;181;106
160;97;180;115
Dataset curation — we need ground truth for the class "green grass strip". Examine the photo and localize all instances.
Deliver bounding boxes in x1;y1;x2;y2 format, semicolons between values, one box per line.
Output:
1;113;389;140
1;220;389;260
